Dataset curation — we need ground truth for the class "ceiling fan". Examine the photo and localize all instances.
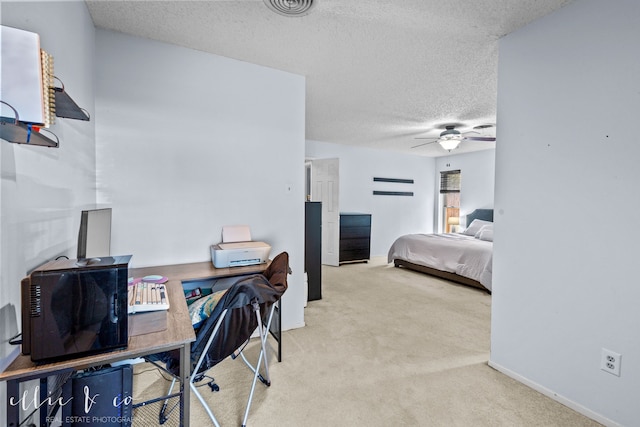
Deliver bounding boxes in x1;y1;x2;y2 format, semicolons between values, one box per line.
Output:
412;124;496;151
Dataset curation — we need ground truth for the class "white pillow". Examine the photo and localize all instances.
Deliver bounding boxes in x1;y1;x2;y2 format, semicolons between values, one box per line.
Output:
474;224;493;238
463;219;492;236
477;228;493;242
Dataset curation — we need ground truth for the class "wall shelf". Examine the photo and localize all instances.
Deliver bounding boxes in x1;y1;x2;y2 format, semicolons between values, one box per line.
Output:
0;117;59;147
0;26;89;147
54;88;89;120
53;81;89;121
1;80;89;148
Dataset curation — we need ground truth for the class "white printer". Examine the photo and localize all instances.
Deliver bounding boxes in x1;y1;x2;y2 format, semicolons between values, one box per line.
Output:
211;225;271;268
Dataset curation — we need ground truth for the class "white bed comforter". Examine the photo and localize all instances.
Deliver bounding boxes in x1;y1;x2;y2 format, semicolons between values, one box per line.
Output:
387;233;493;291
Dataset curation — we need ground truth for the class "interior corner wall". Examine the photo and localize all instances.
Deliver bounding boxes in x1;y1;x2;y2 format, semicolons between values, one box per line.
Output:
305;139;435;256
434;149;495;227
1;0;97;412
491;0;640;425
94;29;306;331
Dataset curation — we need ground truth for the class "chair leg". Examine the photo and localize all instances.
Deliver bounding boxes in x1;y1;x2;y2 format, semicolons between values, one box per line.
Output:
190;309;229;427
241;303;276;426
191;381;221;427
159;378;177;425
239;304;276;383
259;304;277;383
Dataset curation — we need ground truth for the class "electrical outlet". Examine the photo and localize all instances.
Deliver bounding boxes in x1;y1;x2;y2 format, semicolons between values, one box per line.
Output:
601;348;622;376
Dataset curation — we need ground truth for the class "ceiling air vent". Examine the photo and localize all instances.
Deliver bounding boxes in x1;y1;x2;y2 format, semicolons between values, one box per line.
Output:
263;0;315;17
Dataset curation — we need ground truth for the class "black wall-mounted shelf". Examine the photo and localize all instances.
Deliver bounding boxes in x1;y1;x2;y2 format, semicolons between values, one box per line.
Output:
54;87;89;121
373;177;414;184
373;191;414;196
0;117;59;147
1;84;88;147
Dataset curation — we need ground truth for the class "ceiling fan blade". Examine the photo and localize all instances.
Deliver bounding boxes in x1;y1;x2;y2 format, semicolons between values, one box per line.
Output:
411;140;438;148
465;136;496;141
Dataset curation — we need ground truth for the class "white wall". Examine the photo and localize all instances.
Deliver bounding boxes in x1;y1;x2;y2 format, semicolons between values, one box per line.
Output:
1;0;96;410
491;0;640;425
95;30;306;331
0;2;306;407
306;139;435;257
435;149;495;228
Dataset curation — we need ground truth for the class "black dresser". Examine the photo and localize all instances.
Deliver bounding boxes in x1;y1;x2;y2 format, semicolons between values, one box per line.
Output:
339;213;371;264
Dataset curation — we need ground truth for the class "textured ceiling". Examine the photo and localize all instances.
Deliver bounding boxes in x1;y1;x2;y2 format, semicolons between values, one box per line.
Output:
86;0;573;157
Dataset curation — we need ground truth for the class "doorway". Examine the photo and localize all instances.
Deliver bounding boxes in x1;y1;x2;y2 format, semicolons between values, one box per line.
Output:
306;158;340;266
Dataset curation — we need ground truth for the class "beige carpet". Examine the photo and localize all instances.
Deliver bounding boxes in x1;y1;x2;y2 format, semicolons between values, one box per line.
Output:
132;256;601;426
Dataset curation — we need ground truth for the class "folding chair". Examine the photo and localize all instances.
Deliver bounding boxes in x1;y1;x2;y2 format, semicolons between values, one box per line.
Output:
157;252;289;427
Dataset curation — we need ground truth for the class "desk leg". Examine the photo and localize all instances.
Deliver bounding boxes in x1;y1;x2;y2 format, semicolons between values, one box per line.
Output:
40;377;48;426
180;343;190;426
7;379;19;427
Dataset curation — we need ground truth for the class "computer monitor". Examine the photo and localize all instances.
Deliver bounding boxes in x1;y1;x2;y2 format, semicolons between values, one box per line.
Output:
77;208;112;259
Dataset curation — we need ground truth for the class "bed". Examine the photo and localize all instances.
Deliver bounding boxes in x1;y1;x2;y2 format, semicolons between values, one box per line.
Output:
387;209;494;292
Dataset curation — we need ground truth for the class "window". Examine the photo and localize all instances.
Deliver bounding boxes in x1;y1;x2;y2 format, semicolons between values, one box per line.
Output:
440;170;461;233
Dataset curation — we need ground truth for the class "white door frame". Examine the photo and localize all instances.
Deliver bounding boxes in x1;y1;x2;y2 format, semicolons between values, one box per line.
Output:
308;158;340;266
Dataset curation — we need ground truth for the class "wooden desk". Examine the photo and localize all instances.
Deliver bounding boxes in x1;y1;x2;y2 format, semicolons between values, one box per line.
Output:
1;260;269;427
134;261;268;283
135;261;280;361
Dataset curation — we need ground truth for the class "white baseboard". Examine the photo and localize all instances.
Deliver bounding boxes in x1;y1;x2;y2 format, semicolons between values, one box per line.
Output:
488;360;620;427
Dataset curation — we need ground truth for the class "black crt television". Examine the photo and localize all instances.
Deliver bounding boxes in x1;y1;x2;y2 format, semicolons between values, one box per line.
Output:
77;208;112;260
21;255;132;362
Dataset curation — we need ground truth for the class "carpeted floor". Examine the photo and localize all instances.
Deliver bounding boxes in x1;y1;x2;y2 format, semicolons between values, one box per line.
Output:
131;256;601;426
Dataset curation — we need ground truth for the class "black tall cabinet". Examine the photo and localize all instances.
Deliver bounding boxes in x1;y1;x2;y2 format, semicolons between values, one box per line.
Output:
305;202;322;301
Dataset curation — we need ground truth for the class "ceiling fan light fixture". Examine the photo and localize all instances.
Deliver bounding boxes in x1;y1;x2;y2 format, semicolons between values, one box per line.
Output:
437;125;463;150
263;0;316;17
438;135;462;151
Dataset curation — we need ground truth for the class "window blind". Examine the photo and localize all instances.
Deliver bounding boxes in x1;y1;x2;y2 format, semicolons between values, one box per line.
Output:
440;170;461;193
